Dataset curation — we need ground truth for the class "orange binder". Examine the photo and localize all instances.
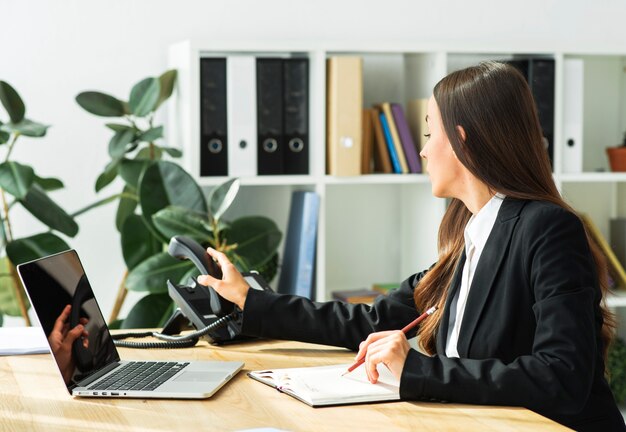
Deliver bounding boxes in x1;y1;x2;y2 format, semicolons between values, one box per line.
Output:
369;107;392;173
361;108;374;174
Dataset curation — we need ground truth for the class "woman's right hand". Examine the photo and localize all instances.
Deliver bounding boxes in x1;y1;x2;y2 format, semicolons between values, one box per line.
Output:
197;248;250;310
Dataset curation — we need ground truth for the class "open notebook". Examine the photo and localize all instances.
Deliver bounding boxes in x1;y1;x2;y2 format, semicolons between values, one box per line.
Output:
248;363;400;407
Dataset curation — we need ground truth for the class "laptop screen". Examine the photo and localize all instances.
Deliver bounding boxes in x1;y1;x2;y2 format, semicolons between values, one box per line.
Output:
17;250;119;391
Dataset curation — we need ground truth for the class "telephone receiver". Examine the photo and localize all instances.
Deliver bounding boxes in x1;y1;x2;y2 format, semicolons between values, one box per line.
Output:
70;274;94;372
167;235;234;317
164;235;273;344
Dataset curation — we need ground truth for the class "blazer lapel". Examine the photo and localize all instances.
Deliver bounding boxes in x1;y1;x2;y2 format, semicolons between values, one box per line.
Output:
455;198;526;357
436;252;466;354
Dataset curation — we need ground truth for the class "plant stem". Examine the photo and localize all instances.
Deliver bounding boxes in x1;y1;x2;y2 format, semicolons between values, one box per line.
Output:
9;261;30;325
0;134;18;244
0;189;14;243
148;114;155;160
70;191;138;218
211;218;223;250
4;133;19;163
0;133;29;324
108;270;128;324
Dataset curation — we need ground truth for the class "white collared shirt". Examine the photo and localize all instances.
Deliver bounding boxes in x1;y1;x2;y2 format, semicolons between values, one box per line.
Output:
445;193;505;358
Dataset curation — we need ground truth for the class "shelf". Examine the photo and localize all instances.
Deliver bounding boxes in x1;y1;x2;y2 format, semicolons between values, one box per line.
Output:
170;41;626;314
607;291;626;308
324;174;431;185
193;174;432;187
194;175;319;187
559;172;626;183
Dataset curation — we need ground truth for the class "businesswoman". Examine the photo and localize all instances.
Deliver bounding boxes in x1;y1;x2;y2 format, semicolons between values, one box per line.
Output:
198;61;626;431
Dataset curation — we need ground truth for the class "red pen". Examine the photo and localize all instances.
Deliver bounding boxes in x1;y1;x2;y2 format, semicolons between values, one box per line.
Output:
341;306;438;376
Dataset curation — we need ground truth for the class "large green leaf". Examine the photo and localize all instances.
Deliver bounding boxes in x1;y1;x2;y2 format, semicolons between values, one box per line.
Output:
0;81;25;123
152;206;211;244
108;129;135;158
0;121;9;144
129;77;160;117
76;91;126;117
105;123;134;133
156;69;177;109
208;178;240;222
159;146;183;158
0;257;26;316
115;185;138;231
126;252;194;292
95;159;120;192
120;293;173;329
139;126;163;143
119;158;151;189
121;214;161;270
0;161;35;199
0;119;49;137
138;161;207;241
20;185;79;237
5;232;71;266
222;216;282;269
135;145;163;161
34;174;64;191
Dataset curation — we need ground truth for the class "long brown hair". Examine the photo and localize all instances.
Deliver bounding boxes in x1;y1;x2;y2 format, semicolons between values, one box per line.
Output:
414;61;616;364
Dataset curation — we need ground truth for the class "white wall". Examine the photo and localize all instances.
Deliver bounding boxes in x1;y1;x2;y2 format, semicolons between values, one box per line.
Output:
3;0;626;323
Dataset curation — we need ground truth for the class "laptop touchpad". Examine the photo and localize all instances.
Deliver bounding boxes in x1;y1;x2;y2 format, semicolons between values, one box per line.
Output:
174;371;224;382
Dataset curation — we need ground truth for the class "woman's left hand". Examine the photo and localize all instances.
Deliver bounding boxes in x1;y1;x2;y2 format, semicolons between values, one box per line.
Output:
354;330;410;383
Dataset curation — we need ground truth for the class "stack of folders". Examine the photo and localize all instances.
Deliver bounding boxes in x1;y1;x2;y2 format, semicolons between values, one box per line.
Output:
199;55;309;177
326;56;428;176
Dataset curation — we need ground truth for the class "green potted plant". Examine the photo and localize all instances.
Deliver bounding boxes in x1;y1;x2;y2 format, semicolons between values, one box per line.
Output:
0;81;79;325
76;71;281;328
606;131;626;172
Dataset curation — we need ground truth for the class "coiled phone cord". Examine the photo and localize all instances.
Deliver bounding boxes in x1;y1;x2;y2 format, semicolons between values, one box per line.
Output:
112;312;237;349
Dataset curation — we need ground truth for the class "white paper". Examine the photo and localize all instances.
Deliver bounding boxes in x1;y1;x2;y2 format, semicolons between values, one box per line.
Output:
0;326;50;355
250;363;400;406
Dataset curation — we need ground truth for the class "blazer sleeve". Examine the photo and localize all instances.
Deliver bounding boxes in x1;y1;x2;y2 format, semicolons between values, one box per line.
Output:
241;270;426;350
399;207;599;416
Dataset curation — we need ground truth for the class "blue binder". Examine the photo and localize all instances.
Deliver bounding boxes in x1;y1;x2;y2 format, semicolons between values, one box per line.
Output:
277;191;320;299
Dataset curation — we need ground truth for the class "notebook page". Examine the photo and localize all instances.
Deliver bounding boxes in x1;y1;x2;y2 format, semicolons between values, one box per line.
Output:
260;363;400;406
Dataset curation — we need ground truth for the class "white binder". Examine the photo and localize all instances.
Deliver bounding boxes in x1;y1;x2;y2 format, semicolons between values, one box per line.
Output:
562;58;584;174
227;56;257;176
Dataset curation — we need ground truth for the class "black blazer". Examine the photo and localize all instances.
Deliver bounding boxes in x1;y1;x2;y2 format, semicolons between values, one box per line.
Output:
242;198;626;431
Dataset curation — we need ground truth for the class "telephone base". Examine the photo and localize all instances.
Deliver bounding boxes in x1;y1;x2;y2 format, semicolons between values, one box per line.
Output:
161;308;193;335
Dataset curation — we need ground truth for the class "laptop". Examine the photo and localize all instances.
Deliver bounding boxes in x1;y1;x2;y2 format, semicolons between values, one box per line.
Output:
17;249;244;399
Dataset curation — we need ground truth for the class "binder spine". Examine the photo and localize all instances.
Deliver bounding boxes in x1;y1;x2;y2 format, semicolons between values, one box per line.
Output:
379;112;401;173
227;56;257;177
257;58;284;175
530;59;555;168
199;57;228;176
282;58;309;175
391;103;421;173
562;58;584;173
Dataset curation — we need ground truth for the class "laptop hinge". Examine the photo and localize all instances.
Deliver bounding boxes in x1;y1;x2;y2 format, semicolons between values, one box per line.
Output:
71;361;122;390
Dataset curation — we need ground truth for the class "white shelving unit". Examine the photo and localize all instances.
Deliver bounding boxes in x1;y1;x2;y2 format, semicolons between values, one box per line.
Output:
168;41;626;329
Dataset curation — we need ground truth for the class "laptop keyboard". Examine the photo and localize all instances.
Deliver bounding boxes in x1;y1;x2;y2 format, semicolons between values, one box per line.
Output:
88;361;190;392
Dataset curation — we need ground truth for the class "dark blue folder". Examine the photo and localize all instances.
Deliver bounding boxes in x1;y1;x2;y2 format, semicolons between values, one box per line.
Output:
277;191;320;299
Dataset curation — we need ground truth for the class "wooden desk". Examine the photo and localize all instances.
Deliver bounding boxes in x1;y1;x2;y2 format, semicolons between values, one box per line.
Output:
0;338;568;431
